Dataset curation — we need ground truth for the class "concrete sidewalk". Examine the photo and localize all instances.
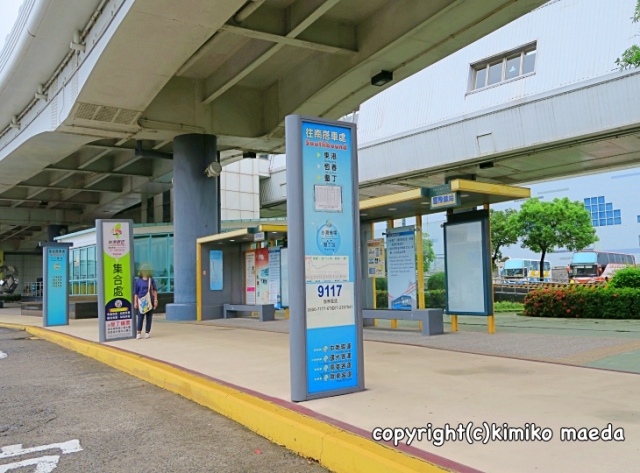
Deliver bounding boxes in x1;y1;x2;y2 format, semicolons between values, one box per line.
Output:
1;309;639;473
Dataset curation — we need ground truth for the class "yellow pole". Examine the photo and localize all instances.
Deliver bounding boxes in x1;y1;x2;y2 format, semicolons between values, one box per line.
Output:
485;203;496;334
388;219;397;329
415;213;425;332
370;222;378;327
196;241;202;322
285;308;290;320
451;315;458;332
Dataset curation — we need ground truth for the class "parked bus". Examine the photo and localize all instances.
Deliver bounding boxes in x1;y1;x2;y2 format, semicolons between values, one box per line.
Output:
500;258;551;283
568;251;636;284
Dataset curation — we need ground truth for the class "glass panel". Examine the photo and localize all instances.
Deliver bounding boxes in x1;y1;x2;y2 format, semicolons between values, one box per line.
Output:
87;246;96;279
598;204;605;211
474;67;487;89
615;210;621;218
584;198;590;205
607;218;614;226
168;236;174;278
505;55;521;80
73;282;80;295
80;248;87;279
606;203;613;211
590;197;597;204
584;205;590;212
598;196;605;204
592;220;598;227
487;61;503;85
522;50;536;74
614;217;622;225
134;237;150;275
73;250;80;280
80;282;87;295
599;219;606;226
606;211;613;219
151;236;169;281
599;212;605;219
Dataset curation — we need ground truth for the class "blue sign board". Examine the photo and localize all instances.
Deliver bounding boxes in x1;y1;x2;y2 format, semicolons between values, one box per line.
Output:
42;243;71;327
209;250;223;291
286;115;364;402
430;192;459;210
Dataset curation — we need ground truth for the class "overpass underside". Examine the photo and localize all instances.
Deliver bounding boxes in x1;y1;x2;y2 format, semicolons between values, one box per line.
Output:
260;68;640;217
0;0;548;249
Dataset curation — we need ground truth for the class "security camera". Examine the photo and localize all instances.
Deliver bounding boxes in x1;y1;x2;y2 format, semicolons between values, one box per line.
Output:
204;161;222;178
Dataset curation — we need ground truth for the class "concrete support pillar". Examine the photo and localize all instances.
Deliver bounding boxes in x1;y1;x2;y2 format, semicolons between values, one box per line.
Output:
141;196;148;224
166;134;220;321
153;194;163;223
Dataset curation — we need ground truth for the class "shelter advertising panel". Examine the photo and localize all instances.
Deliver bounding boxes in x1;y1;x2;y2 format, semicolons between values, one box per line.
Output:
367;239;385;278
209;250;223;291
255;248;270;305
268;247;281;308
280;248;289;308
286;114;364;402
42;243;71;327
245;250;256;305
97;220;135;342
386;226;416;310
444;210;493;316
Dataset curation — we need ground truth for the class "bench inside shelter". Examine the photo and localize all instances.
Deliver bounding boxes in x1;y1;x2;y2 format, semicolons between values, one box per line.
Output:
362;309;444;336
223;303;275;322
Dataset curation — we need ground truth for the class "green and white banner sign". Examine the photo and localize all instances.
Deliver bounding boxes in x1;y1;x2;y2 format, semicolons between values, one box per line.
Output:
97;220;135;342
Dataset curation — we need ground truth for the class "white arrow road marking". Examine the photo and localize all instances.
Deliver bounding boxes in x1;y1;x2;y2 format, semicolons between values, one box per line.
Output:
0;455;60;473
0;440;82;459
0;351;7;359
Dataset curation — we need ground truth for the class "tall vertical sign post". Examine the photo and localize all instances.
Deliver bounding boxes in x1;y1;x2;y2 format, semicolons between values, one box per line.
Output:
97;220;135;343
40;242;72;327
286;114;364;402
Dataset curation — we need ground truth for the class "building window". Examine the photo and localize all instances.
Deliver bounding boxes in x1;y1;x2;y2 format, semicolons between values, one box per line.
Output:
584;197;621;227
471;43;537;91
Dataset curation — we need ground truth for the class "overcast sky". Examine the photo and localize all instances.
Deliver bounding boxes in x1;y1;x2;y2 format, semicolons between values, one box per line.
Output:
0;1;24;51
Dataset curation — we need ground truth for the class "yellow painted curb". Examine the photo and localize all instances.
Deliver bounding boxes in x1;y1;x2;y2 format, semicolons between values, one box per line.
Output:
0;323;453;473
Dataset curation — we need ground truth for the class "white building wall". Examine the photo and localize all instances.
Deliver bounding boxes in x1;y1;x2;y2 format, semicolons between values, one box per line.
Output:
357;0;638;145
220;159;262;221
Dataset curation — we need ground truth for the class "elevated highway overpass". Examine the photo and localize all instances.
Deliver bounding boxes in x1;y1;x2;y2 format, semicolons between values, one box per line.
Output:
0;0;546;249
0;0;548;319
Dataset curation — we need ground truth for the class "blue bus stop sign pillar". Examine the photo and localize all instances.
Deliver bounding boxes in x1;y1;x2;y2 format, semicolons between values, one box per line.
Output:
285;114;365;402
40;242;72;327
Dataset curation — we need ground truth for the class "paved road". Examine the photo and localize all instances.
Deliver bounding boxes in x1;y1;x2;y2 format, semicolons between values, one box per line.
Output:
0;327;327;473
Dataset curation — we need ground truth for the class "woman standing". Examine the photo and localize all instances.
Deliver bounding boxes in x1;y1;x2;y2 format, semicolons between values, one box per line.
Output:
133;264;158;339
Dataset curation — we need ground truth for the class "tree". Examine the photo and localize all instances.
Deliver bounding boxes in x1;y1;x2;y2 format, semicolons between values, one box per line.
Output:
417;232;436;273
490;208;519;269
516;197;598;281
616;1;640;69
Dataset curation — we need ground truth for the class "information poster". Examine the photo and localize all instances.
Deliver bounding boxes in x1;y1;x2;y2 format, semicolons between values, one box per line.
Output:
43;245;70;327
280;248;289;308
255;248;270;305
245;251;256;305
386;226;416;311
367;239;385;278
268;247;281;308
97;220;134;342
209;250;223;291
301;119;358;395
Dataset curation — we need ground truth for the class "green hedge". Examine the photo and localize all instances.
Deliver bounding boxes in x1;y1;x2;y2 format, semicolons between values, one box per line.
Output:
375;290;446;309
427;272;446;290
524;286;640;319
494;301;524;312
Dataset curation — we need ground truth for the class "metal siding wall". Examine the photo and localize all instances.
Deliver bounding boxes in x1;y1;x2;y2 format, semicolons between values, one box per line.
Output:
357;0;638;145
